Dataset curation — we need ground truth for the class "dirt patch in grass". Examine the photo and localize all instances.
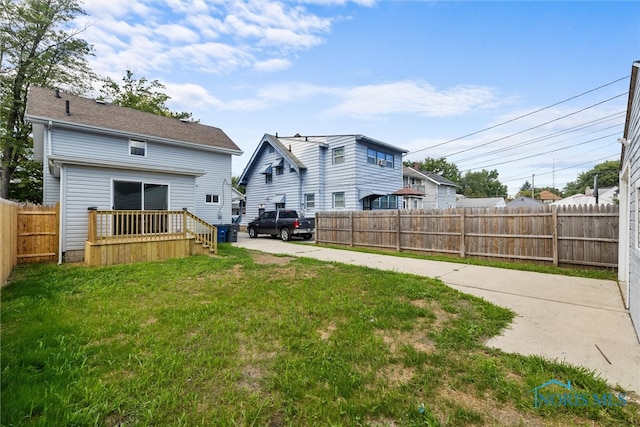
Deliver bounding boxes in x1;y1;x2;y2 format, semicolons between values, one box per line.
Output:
140;316;157;327
252;253;294;265
377;364;416;387
318;322;337;341
376;318;436;354
236;334;280;392
409;299;458;327
437;387;547;427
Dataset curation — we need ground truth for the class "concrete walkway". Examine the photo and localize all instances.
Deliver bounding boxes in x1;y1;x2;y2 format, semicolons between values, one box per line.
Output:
233;235;640;393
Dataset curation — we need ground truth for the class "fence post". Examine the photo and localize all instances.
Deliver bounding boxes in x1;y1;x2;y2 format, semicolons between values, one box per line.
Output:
396;209;401;252
552;205;558;267
460;208;466;258
88;210;96;243
182;210;188;238
349;211;354;247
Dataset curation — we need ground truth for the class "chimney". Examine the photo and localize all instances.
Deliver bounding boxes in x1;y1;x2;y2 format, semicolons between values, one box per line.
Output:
65;100;70;116
55;89;60;98
413;162;420;170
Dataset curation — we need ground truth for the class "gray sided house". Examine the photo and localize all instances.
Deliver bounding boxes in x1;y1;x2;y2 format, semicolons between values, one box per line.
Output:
400;166;458;209
619;60;640;340
26;86;242;262
239;134;407;223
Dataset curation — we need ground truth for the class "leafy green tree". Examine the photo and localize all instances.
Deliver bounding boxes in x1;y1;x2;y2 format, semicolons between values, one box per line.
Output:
232;175;245;194
519;180;532;193
0;0;96;200
7;151;42;202
407;157;461;185
563;160;620;196
100;70;194;121
459;169;507;198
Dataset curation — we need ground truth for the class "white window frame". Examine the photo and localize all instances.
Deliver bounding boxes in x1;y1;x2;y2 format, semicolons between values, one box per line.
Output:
205;194;220;205
129;139;147;157
304;193;315;209
333;192;345;209
110;178;170;210
333;147;345;164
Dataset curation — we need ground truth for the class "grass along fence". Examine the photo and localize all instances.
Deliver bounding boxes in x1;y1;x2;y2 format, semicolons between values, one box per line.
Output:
316;204;619;269
1;198;18;285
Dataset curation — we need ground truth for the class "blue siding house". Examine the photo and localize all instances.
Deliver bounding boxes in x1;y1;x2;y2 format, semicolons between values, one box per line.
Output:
26;86;242;262
239;134;407;224
619;60;640;340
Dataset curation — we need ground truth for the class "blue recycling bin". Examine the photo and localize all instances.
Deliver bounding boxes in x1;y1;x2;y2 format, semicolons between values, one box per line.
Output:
217;225;228;243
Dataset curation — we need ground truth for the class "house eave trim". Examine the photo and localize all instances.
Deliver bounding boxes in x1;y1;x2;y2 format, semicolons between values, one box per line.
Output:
25;115;243;156
47;155;206;176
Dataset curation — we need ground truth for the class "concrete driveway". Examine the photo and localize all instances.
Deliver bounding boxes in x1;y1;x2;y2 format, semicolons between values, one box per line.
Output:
232;234;640;393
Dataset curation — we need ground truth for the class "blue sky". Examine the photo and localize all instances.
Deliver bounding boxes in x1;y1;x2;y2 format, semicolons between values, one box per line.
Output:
76;0;640;196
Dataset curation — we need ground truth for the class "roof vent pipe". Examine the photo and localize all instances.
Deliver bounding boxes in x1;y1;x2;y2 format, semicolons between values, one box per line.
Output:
65;100;70;116
55;89;60;98
288;145;291;151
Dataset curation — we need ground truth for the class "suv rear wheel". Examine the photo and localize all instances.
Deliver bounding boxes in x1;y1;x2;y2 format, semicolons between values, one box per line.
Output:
248;227;257;238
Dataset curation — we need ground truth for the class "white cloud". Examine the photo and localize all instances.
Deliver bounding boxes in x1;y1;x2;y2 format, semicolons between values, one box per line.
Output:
79;0;338;77
254;58;292;72
155;24;200;44
325;81;500;119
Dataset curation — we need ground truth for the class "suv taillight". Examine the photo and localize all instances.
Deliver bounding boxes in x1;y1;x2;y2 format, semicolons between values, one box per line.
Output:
293;219;300;228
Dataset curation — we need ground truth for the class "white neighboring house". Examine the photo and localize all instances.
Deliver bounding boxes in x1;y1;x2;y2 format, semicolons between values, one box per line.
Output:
550;190;616;207
239;133;407;223
398;166;458;209
619;60;640;340
25;86;242;262
456;197;506;208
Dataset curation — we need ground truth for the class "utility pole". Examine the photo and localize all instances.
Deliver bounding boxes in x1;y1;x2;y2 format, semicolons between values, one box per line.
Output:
594;174;599;205
532;174;535;199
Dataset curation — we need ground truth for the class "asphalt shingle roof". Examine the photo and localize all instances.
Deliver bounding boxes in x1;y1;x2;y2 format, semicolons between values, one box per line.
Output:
25;86;241;153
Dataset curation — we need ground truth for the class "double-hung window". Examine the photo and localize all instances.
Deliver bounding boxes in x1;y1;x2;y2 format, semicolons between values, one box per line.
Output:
333;192;345;208
333;147;345;164
304;193;315;209
129;139;146;156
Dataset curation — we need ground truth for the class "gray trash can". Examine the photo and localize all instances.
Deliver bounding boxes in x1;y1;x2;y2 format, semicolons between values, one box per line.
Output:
226;224;238;242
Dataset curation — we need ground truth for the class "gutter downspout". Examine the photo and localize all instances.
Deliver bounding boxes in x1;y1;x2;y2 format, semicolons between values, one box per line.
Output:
58;164;65;264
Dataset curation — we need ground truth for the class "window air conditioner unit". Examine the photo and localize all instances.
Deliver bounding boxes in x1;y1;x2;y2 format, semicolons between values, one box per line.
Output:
377;159;386;166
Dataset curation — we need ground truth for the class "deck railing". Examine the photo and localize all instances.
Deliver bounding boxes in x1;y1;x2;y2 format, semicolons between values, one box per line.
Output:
88;210;218;253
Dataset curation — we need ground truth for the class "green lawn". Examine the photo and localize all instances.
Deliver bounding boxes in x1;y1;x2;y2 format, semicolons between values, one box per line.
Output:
1;246;637;426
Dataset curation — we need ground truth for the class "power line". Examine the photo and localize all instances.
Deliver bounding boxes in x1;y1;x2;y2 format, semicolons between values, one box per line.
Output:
500;153;619;184
454;112;624;164
461;132;619;170
441;93;627;158
408;75;630;156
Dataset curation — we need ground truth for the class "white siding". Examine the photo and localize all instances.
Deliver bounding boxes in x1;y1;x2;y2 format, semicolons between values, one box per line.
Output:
242;134;405;224
49;126;233;222
627;69;640;338
63;165;195;251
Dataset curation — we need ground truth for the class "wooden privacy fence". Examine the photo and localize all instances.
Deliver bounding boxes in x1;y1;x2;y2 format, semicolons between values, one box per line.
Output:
1;200;59;285
1;198;18;285
316;204;619;269
17;203;59;264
